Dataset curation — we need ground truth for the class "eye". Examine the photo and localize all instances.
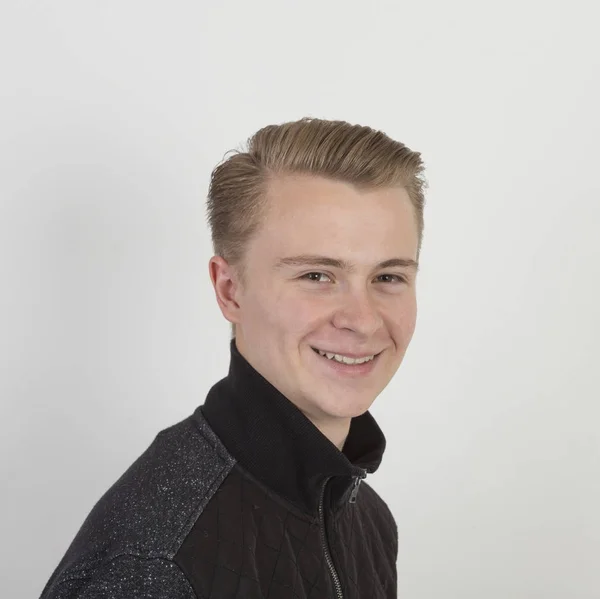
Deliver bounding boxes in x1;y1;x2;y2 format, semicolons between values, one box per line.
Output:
300;272;332;283
377;274;407;284
300;272;407;284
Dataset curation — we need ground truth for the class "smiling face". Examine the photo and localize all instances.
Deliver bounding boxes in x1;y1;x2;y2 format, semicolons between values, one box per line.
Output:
210;173;419;439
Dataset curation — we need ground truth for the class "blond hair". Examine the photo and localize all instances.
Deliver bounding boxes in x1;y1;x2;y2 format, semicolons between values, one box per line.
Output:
205;117;428;338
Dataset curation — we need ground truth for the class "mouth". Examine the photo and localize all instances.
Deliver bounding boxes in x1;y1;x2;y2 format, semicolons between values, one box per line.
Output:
310;346;383;375
311;346;382;360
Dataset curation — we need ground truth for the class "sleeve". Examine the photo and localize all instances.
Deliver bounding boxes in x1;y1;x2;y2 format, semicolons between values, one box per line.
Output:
41;554;198;599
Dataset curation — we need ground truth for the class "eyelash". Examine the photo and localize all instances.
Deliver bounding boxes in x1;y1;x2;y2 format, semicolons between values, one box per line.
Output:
300;272;407;284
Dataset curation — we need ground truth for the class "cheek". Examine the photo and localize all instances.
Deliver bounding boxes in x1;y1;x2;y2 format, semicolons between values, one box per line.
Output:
276;293;330;335
241;289;280;331
246;287;318;334
286;298;324;329
388;296;417;338
405;307;418;340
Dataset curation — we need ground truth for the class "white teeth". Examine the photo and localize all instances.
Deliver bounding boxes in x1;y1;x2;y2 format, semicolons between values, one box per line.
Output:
316;349;375;365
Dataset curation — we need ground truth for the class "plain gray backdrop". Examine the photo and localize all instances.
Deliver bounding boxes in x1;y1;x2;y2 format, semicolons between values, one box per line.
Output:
1;1;599;597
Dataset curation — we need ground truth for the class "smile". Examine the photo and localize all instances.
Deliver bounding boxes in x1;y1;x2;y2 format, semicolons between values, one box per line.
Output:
311;347;381;365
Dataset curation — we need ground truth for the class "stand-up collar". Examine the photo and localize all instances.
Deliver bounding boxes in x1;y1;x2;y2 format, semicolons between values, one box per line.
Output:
197;339;387;516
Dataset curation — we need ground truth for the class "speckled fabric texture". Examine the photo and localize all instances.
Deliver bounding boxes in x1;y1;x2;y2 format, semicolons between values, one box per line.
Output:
40;340;398;598
40;414;235;598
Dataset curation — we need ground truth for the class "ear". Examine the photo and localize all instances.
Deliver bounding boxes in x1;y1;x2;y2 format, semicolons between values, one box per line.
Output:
208;256;242;327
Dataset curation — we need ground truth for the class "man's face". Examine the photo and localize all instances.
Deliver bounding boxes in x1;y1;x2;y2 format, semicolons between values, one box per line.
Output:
221;174;419;425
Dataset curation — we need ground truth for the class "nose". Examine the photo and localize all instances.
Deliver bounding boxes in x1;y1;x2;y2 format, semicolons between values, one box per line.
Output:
331;288;383;336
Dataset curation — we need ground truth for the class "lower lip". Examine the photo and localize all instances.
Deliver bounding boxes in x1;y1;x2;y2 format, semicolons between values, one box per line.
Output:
311;347;381;377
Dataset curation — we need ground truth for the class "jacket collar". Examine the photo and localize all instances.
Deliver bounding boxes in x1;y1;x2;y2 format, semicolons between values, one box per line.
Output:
196;339;387;516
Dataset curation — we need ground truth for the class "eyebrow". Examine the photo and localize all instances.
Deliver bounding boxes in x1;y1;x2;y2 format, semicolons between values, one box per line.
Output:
273;254;420;273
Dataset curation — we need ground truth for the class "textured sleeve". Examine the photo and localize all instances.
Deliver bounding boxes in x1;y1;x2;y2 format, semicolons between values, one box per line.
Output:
42;554;197;599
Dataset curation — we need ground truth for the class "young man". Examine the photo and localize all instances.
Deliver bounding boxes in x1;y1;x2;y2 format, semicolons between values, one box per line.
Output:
40;118;427;599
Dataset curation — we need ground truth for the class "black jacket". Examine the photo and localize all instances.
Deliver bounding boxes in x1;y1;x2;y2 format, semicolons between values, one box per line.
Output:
40;339;398;598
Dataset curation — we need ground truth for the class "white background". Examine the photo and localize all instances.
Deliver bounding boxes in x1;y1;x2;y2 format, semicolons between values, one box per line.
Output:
1;1;599;597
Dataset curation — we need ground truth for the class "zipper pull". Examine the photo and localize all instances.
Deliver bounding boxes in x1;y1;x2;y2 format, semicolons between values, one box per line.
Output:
349;469;367;504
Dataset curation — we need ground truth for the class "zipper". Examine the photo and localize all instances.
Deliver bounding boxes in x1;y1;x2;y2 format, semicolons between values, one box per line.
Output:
349;468;367;504
318;476;343;599
318;469;369;598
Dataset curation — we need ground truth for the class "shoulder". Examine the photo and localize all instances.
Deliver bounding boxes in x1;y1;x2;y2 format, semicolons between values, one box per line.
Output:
79;414;235;556
43;413;235;596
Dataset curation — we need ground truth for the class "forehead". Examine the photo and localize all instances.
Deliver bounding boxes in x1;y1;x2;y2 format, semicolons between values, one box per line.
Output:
257;174;418;255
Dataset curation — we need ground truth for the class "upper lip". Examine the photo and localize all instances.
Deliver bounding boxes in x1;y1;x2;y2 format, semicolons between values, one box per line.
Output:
312;347;382;358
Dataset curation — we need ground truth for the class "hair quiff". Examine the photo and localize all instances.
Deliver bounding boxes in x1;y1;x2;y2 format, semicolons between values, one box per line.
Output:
205;117;428;338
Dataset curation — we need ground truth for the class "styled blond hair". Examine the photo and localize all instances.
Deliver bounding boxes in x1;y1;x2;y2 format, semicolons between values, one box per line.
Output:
205;117;428;338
